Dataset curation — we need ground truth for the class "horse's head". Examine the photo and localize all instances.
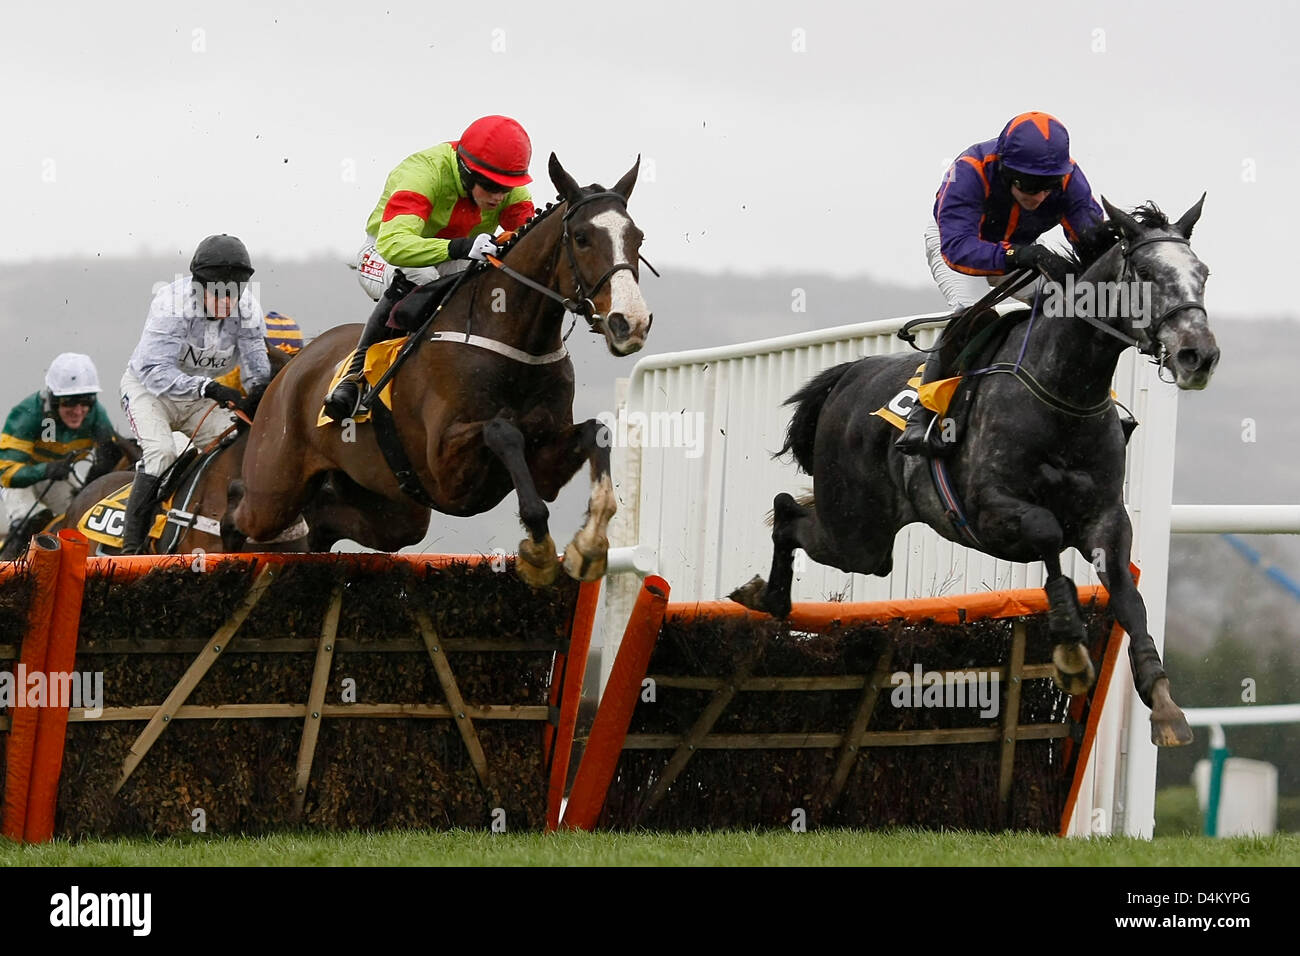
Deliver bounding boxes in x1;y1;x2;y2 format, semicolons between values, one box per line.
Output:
1099;195;1219;389
549;153;653;356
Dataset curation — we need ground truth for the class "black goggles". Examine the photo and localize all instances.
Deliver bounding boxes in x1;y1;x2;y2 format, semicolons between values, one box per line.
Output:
55;394;97;409
1010;173;1063;194
471;173;511;194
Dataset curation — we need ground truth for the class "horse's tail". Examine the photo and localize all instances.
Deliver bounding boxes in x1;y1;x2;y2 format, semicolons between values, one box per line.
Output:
775;361;854;475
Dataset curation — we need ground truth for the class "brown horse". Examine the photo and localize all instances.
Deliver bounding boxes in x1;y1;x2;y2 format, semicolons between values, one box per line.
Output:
230;154;653;586
60;346;360;555
61;429;311;555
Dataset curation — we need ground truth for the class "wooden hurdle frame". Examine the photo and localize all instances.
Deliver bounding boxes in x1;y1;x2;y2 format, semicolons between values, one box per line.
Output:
564;573;1131;834
0;533;599;841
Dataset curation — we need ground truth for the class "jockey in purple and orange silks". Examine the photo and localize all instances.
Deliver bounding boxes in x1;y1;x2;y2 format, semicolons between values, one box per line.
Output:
927;111;1105;306
899;111;1110;456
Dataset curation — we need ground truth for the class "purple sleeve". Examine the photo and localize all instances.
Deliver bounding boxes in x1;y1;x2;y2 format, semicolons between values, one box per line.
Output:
934;161;1009;276
1060;164;1104;245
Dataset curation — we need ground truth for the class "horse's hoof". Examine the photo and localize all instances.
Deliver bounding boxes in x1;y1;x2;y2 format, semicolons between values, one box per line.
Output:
728;575;768;610
516;536;559;588
562;540;607;582
1150;706;1194;747
1051;642;1096;696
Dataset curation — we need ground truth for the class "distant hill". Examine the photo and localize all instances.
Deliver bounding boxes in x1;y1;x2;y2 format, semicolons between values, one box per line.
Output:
2;257;1296;656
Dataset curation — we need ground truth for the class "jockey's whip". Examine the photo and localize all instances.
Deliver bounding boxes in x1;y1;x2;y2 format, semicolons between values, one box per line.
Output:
355;266;479;415
897;268;1039;352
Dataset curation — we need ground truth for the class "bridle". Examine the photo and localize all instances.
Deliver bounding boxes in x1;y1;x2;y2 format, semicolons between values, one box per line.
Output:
1032;232;1204;384
484;190;658;332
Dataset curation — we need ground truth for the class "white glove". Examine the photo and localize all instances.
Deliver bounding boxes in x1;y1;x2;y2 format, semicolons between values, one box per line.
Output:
468;234;499;261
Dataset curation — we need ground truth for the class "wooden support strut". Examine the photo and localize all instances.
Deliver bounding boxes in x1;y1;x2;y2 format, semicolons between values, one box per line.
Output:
293;583;343;819
112;563;279;796
638;635;768;820
822;635;897;811
415;609;492;794
997;620;1028;826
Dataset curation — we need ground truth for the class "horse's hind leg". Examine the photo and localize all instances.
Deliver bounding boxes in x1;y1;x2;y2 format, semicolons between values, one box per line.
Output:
731;492;894;619
1086;510;1192;747
482;417;560;587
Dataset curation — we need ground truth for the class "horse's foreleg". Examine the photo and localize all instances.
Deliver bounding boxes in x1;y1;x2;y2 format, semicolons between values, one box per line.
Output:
560;419;614;582
482;417;559;587
982;493;1094;694
1087;514;1193;747
222;479;249;552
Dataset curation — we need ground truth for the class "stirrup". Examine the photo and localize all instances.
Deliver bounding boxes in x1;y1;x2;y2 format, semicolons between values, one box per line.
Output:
322;377;365;423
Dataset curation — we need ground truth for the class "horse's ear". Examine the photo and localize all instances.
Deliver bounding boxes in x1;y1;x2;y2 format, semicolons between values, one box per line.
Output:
1101;196;1142;240
612;155;640;202
549;153;581;202
1173;192;1206;239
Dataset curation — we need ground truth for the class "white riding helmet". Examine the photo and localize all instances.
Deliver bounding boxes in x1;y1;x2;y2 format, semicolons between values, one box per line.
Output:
45;353;102;397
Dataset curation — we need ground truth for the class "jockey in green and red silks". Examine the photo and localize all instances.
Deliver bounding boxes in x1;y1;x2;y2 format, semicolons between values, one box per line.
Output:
927;111;1106;309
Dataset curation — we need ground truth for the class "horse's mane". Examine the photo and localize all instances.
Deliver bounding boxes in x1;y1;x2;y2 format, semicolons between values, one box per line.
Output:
1062;201;1169;272
492;194;570;259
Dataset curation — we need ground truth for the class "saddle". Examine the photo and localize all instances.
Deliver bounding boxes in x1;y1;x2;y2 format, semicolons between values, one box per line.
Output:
77;438;234;554
386;271;463;332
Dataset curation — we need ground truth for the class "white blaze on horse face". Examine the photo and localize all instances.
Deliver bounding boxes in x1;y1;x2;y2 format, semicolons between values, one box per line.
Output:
589;210;651;349
1149;240;1215;386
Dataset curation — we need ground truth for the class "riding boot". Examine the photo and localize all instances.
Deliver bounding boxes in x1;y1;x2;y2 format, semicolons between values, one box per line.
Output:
1;508;54;561
322;272;416;422
118;471;162;555
894;351;946;456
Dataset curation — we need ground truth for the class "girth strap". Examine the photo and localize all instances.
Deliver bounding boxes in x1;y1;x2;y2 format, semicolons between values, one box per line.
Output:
368;399;438;510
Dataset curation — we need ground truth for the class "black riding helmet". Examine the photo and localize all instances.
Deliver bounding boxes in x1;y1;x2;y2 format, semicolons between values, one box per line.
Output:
190;234;255;284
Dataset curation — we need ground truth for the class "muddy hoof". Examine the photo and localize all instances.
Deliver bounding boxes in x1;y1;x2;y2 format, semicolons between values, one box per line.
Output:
1051;643;1096;696
516;535;560;588
728;575;768;610
1150;709;1194;747
562;540;607;582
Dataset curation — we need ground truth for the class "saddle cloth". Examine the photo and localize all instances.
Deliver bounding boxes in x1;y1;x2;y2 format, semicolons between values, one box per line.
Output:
872;365;963;432
315;337;408;428
76;483;175;548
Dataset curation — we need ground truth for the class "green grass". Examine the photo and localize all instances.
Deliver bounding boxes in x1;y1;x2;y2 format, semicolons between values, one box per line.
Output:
3;828;1297;867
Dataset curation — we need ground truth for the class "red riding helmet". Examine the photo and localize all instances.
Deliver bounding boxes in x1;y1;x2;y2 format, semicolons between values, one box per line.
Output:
455;115;533;188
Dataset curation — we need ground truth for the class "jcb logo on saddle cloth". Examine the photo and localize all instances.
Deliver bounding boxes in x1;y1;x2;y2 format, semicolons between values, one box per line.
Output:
873;364;962;431
84;503;125;537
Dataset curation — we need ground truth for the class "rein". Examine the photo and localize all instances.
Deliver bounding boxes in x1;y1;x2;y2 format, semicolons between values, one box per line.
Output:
484;190;659;331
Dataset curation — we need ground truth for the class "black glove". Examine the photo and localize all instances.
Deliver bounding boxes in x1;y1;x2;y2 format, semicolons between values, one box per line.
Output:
203;381;243;407
43;455;76;481
1008;244;1072;283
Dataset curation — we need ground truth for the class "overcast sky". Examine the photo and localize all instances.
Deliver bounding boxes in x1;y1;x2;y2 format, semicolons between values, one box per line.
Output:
2;0;1296;316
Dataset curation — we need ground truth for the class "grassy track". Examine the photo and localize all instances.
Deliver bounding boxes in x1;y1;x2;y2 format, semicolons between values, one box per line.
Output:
2;829;1296;867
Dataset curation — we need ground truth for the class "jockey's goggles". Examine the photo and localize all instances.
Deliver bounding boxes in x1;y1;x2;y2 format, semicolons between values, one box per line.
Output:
471;173;511;195
1009;173;1063;194
54;394;96;409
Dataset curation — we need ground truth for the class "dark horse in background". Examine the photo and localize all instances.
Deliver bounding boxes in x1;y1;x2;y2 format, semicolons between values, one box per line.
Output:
733;196;1218;748
230;153;652;586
